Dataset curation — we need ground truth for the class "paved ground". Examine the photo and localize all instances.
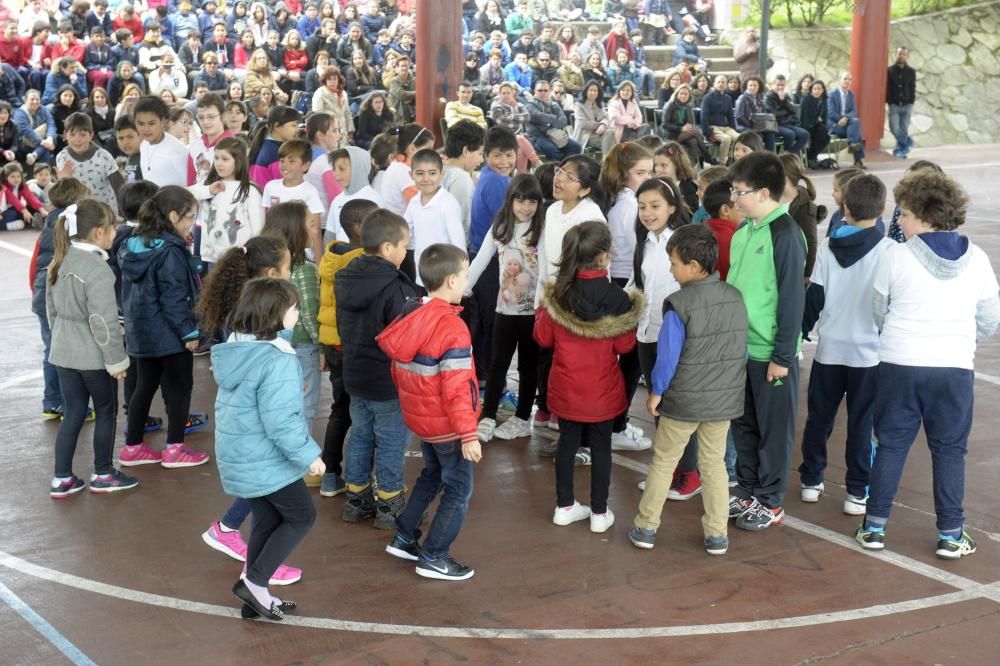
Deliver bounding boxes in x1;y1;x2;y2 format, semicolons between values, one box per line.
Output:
1;145;998;665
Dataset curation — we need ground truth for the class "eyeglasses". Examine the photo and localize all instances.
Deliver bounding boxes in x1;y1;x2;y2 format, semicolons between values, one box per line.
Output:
730;187;761;198
554;166;580;183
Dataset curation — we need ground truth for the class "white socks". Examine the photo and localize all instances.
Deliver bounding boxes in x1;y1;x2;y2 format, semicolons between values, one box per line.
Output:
243;578;272;609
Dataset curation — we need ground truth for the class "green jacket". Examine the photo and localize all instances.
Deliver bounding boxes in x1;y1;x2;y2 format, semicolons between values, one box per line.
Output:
726;206;806;366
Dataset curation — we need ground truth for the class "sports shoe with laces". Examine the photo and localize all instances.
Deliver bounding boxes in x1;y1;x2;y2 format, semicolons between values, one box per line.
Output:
590;509;615;533
936;531;976;560
704;535;729;555
202;522;248;561
88;469;139;494
42;408;63;421
119;442;162;466
416;554;475;581
728;495;754;519
736;501;784;531
386;532;422;561
533;410;551;427
374;490;408;530
843;493;868;516
50;475;86;499
575;447;591;466
494;416;531;440
629;525;656;549
477;417;496;442
553;501;591;526
855;524;886;550
161;444;210;468
184;412;210;434
342;485;376;522
801;483;824;503
320;473;346;497
611;423;651;451
668;470;702;500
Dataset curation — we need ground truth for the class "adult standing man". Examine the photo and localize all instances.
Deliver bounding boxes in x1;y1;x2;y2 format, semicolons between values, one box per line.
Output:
827;71;865;169
886;46;916;159
734;27;761;83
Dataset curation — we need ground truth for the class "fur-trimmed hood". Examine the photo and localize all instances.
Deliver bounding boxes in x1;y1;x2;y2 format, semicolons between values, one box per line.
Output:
540;279;645;340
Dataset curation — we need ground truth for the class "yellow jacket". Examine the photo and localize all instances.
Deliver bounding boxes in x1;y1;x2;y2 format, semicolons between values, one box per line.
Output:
317;240;364;347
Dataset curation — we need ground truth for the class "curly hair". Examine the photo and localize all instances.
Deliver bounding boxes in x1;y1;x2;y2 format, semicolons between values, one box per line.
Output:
892;171;967;231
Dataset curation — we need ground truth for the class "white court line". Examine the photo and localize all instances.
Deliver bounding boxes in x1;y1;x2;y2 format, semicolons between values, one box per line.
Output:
0;579;97;665
0;549;997;639
0;239;33;258
0;370;44;392
975;372;1000;387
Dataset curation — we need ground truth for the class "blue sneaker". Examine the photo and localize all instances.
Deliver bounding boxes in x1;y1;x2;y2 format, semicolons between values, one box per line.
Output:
498;390;519;414
936;531;976;560
185;412;210;434
319;473;346;497
89;469;139;494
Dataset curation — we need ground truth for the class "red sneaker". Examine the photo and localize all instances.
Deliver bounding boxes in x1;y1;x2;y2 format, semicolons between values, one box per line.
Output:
161;444;210;468
119;443;162;467
668;470;702;501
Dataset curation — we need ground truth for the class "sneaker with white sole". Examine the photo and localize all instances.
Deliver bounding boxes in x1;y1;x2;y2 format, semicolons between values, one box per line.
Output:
553;501;591;526
667;470;702;500
119;442;162;466
50;475;86;499
801;483;824;503
736;501;784;531
202;522;249;561
476;417;496;443
88;469;139;494
855;524;886;550
161;444;210;468
493;416;531;440
575;447;591;466
843;493;868;516
629;525;656;549
936;531;976;560
728;495;754;520
704;535;729;555
386;532;421;561
416;554;475;581
611;423;651;451
590;509;614;533
269;564;302;585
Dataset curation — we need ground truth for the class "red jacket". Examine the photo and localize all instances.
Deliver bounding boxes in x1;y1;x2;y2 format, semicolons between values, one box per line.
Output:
283;48;309;73
112;17;144;43
705;217;738;281
52;39;86;64
18;37;55;69
2;184;44;214
0;37;24;68
533;271;642;423
376;297;480;447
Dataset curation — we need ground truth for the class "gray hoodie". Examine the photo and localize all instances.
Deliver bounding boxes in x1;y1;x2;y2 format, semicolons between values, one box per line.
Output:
324;146;385;243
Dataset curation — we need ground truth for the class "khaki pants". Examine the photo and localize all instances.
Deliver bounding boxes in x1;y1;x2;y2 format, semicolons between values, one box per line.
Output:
635;417;730;537
711;126;740;164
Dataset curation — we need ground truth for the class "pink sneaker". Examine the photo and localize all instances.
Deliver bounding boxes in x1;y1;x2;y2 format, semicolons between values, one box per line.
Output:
533;410;551;427
161;444;209;468
241;563;303;586
201;522;247;562
119;443;162;467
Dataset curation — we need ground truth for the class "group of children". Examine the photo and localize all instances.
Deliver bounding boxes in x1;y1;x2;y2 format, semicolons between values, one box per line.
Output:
33;84;998;621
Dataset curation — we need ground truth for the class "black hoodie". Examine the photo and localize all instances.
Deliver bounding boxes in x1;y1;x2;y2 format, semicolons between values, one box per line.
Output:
334;254;418;400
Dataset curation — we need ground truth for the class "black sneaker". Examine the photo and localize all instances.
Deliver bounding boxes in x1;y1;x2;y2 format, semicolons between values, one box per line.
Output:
855;524;886;550
342;485;376;523
89;469;140;494
50;475;86;499
736;501;784;531
415;554;475;581
728;495;753;519
936;531;976;560
374;490;408;530
386;531;421;561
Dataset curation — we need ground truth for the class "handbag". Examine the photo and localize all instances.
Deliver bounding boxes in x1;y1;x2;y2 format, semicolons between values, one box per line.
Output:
546;127;570;149
752;113;778;133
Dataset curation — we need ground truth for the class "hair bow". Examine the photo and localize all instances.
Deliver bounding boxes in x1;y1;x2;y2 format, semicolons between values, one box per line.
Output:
62;204;79;237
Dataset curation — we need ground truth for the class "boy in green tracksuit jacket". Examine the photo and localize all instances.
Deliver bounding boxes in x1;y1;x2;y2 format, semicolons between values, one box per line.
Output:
725;152;806;531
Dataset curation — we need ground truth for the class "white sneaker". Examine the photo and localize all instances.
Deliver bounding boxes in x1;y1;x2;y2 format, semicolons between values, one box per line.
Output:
476;418;496;443
843;493;868;516
493;416;531;440
590;509;615;533
637;479;646;491
6;220;25;231
611;423;652;451
548;416;559;431
801;483;824;503
553;501;591;526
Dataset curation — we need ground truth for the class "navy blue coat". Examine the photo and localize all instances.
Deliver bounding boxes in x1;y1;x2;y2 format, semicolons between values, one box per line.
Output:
118;233;201;358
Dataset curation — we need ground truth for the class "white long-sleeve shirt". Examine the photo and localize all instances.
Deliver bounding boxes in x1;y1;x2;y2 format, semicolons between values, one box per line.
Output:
539;196;606;287
630;226;680;344
404;187;465;286
190;180;264;264
607;187;638;280
468;220;546;316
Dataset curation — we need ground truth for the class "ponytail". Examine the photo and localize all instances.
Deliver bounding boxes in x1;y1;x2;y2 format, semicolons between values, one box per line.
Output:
599;142;653;204
136;186;198;243
248;105;301;166
552;221;611;313
779;152;815;200
48;199;116;286
196;236;289;334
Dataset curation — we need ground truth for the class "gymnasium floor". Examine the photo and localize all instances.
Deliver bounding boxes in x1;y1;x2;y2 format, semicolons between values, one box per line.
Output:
1;145;998;665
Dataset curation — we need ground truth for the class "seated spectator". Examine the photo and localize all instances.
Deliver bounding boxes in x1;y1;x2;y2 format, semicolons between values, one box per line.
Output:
18;1;51;38
345;49;378;109
477;0;506;36
86;0;112;37
486;30;511;66
464;31;488;68
582;51;611;92
108;61;145;107
534;23;560;62
307;19;340;64
226;1;251;41
532;51;559;86
387;55;416;123
524;78;581;161
657;68;684;110
577;25;607;68
827;71;865;168
336;22;373;70
689;0;716;40
361;2;387;43
691;73;711;106
312;67;353;146
195;53;229;97
224;99;251;134
608;48;641;91
354;90;394;150
0;20;26;74
282;29;310;93
0;54;25;106
0;102;18;168
504;52;533;95
245;48;289;103
547;0;584;22
510;29;538;64
85;86;116;153
672;27;708;72
725;75;741;106
14;89;56;165
662;83;714;166
700;74;739;163
556;23;577;65
52;21;86;64
608;80;650;143
114;82;143;120
446;82;488;129
178;32;204;85
297;3;321;40
138;21;179;77
110;28;139;69
305;50;332;94
83;26;115;92
233;29;257;73
19;21;54;92
764;74;809;156
794;73;814;105
206;23;235;71
389;30;416;63
572;79;611;152
557;51;584;97
42;57;87;106
551;80;574;113
490;81;540;173
148;53;189;99
733;76;774;150
201;2;226;42
603;19;634;63
479;49;506;100
628;28;656;98
50;84;83;152
799;79;830;168
262;30;284;73
247;3;271;48
505;1;534;42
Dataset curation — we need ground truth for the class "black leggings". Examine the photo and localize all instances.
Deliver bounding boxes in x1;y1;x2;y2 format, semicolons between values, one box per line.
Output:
126;351;193;445
611;277;641;434
556;418;614;514
54;367;117;477
482;313;539;421
321;347;350;476
806;124;830;162
245;479;317;588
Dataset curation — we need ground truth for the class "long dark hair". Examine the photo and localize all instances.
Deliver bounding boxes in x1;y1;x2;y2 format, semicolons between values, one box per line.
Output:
248;105;300;165
558;154;608;212
492;173;544;247
632;177;690;291
136;186;198;243
552;221;611;313
261;201;310;267
205;136;255;203
196;235;288;333
226;277;299;341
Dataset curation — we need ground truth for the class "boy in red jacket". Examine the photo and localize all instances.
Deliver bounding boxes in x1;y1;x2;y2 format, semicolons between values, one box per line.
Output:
702;179;742;280
376;243;482;581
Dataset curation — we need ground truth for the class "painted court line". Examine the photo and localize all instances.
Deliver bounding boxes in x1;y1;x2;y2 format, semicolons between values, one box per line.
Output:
0;549;997;639
0;579;97;665
0;239;33;258
0;370;44;392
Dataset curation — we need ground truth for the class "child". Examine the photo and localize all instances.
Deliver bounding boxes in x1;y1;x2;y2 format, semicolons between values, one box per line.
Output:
404;148;466;287
856;171;999;559
726;152;806;531
213;277;324;621
378;243;482;581
702;179;742;280
467;174;544;443
1;163;45;231
115;116;143;185
779;152;825;280
134;96;197;187
368;131;396;193
262;202;323;428
261;138;325;260
190;136;264;268
379;123;434;281
55;112;124;215
535;221;642;532
825;168;863;238
46;199;139;498
630;224;748;555
317;199;374;497
690;164;728;225
325;146;385;244
248;105;302;188
335;210;418;529
886;159;942;243
800;174;893;515
27;164;55;212
653;141;698;213
731;131;764;162
441;119;486;236
189;93;235;185
303;112;344;219
118;186;210;469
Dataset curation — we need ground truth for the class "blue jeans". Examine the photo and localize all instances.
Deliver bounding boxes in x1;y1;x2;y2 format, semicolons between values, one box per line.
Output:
36;313;62;412
869;363;973;532
294;342;320;426
532;135;582;161
888;104;913;156
829;118;865;158
777;124;809;155
221;497;253;530
395;440;474;557
345;397;409;493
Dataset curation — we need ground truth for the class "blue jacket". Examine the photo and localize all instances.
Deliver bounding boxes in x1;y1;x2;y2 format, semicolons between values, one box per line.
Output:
0;64;25;106
14;104;56;145
118;233;201;358
212;336;320;498
469;165;510;254
42;72;88;105
672;39;701;66
31;209;63;317
827;88;858;129
503;62;533;92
